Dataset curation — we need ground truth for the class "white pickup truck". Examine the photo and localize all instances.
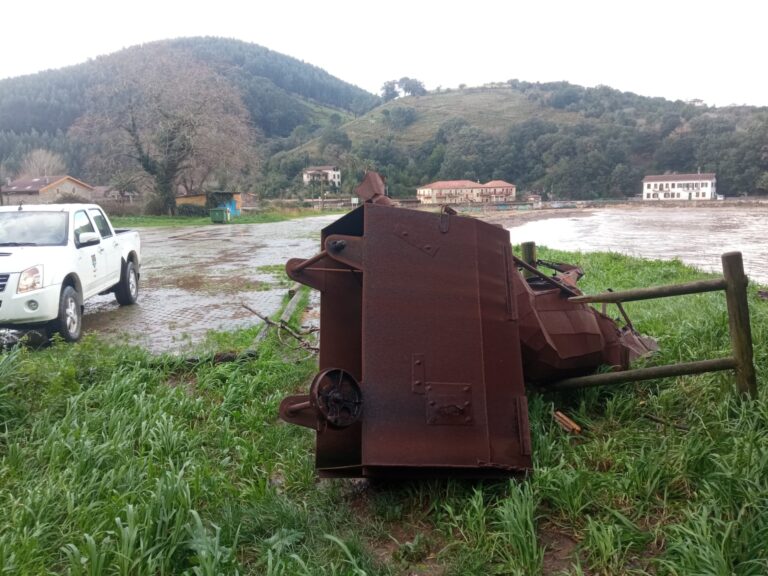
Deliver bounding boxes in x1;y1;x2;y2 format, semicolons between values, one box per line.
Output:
0;203;141;342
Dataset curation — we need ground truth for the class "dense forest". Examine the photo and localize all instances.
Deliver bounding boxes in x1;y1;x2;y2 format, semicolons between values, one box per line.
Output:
1;37;767;210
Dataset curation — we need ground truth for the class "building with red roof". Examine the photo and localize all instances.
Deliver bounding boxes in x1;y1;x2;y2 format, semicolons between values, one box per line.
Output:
417;179;516;205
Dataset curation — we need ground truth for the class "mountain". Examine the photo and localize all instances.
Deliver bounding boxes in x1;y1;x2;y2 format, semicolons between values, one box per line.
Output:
0;37;378;199
1;40;767;203
0;37;377;137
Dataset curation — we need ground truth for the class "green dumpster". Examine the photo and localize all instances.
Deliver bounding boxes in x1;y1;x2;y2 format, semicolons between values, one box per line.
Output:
210;208;227;223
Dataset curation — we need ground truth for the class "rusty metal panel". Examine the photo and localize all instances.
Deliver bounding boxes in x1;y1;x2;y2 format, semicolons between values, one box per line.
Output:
281;203;532;477
358;205;530;474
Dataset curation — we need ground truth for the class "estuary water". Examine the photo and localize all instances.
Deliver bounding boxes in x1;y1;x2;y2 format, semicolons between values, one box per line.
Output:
505;206;768;285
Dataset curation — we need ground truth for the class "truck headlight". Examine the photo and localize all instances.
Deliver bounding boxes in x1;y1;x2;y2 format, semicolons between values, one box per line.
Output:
18;265;43;293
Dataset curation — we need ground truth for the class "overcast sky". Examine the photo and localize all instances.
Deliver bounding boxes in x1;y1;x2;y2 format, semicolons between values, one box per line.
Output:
3;0;765;107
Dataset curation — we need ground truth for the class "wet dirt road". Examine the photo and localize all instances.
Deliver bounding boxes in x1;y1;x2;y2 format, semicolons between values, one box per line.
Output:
82;216;337;353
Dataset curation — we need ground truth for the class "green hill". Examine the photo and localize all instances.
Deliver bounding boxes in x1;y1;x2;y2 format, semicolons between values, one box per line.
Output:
273;81;768;199
1;41;767;204
0;37;378;200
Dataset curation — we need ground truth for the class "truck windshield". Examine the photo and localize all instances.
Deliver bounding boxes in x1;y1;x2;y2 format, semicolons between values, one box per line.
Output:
0;212;69;246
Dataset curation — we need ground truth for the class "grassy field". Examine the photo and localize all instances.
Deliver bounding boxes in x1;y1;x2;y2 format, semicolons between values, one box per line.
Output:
288;86;586;158
111;209;345;229
1;250;767;574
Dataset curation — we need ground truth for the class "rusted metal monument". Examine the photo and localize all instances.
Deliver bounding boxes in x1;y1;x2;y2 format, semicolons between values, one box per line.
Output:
279;172;756;478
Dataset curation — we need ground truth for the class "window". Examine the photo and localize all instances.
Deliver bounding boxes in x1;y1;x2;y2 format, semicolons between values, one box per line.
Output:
0;211;68;246
672;183;676;188
646;183;651;190
73;210;95;244
88;208;113;238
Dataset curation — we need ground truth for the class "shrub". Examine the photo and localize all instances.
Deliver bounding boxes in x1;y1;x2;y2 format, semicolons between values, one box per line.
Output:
177;204;209;217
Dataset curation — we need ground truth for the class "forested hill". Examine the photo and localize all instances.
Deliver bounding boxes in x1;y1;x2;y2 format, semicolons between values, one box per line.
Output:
1;39;767;205
270;80;768;199
0;37;378;138
0;37;380;208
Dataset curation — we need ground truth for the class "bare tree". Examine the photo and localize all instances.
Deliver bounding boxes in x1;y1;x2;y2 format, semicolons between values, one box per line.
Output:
19;149;67;178
71;44;258;214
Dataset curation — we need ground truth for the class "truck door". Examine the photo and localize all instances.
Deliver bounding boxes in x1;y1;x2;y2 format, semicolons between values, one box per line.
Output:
73;210;105;297
88;208;121;287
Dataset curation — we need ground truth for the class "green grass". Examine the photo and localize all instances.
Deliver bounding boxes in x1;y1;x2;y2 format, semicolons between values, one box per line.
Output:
111;209;345;229
289;86;587;157
1;251;767;574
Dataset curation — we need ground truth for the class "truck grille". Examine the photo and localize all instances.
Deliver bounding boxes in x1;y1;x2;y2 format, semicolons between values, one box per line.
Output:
0;274;8;292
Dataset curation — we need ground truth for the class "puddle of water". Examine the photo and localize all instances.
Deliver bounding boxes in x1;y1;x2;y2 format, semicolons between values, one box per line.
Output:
507;207;768;285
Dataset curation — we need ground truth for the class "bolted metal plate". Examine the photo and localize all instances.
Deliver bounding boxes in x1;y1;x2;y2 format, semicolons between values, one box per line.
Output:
425;382;473;426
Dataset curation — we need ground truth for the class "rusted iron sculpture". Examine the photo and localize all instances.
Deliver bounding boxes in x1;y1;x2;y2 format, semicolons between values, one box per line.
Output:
279;172;755;478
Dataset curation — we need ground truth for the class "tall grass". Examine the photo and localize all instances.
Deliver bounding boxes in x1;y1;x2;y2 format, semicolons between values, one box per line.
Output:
1;250;767;574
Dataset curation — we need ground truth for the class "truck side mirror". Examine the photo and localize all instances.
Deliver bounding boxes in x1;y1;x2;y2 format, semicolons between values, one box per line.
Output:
77;231;101;247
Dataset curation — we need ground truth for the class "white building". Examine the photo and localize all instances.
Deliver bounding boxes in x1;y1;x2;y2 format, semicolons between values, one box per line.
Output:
417;179;516;205
642;173;717;201
302;166;341;188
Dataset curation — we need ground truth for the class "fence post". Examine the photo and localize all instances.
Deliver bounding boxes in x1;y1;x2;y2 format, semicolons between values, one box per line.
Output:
521;242;536;279
722;252;757;399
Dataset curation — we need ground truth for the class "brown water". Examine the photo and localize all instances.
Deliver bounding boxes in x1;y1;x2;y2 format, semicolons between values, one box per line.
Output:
506;207;768;285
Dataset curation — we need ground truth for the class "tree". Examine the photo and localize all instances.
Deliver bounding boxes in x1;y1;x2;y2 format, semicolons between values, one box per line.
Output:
319;127;352;153
383;107;417;131
381;81;399;102
398;77;427;96
70;46;256;214
18;148;67;178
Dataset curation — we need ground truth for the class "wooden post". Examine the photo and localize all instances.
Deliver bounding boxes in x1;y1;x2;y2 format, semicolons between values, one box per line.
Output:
545;357;738;391
521;241;536;279
568;278;727;303
722;252;757;399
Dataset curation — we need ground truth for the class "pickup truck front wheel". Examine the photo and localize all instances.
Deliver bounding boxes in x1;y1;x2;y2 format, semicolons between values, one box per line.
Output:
51;285;82;342
115;261;139;305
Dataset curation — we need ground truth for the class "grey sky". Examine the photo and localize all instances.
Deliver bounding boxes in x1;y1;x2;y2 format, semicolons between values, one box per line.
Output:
3;0;765;107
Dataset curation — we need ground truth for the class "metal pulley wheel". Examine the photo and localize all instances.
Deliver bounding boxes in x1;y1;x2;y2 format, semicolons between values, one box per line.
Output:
309;368;362;428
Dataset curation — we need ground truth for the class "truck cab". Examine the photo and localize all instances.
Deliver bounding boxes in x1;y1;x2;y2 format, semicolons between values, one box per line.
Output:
0;203;141;342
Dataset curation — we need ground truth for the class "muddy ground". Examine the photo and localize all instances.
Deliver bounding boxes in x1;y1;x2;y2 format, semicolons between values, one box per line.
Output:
80;215;337;353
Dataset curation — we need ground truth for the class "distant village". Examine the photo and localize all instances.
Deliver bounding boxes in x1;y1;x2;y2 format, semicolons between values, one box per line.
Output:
0;167;727;213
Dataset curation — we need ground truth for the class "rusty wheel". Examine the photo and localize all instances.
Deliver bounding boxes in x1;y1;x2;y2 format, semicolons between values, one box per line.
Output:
309;368;362;428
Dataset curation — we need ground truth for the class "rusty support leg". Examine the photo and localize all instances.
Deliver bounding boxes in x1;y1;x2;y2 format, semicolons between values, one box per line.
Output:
722;251;757;399
521;241;536;279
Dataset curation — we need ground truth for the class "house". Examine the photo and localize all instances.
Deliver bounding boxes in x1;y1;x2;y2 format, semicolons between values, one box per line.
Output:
302;166;341;189
1;175;94;204
642;173;717;201
416;179;517;205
